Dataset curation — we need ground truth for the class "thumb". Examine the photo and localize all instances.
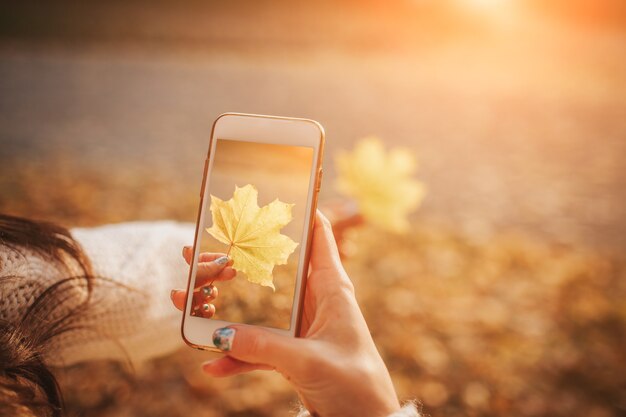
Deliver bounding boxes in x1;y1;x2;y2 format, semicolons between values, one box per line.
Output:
194;255;232;286
310;210;342;271
212;325;309;373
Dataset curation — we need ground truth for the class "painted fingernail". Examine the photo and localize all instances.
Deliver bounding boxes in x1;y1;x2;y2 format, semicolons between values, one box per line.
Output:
213;327;235;351
201;303;216;317
170;289;182;299
201;285;214;297
214;255;229;265
182;246;191;256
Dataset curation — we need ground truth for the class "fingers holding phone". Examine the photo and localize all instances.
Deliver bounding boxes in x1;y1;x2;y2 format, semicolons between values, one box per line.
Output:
173;247;237;318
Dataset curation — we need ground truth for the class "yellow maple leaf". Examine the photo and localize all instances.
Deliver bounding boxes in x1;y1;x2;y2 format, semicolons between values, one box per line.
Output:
335;137;425;233
206;184;298;290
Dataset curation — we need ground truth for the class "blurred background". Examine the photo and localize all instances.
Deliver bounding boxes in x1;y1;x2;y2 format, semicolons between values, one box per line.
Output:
0;1;625;416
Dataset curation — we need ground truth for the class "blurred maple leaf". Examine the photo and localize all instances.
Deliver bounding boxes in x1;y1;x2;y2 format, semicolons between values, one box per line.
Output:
335;137;425;233
206;184;298;290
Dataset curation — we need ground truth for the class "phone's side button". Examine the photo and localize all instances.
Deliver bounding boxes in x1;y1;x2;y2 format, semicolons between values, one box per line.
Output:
315;168;323;192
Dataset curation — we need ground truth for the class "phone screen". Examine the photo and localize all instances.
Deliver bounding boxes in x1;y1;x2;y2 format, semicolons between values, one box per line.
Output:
191;138;315;330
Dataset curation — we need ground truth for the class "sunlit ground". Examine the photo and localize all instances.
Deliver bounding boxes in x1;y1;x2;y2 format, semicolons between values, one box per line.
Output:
1;1;625;416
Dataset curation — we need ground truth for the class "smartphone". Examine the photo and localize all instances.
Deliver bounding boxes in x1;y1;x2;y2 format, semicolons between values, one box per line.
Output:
181;113;324;351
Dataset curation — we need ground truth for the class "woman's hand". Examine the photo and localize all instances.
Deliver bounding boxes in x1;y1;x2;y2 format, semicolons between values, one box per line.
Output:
171;250;236;318
171;211;401;417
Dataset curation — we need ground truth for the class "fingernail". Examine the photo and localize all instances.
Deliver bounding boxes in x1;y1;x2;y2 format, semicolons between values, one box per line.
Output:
201;285;214;297
212;327;235;351
170;289;181;299
182;246;191;256
214;255;229;265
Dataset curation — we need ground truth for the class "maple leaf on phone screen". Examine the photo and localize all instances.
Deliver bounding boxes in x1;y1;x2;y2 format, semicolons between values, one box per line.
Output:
206;184;298;290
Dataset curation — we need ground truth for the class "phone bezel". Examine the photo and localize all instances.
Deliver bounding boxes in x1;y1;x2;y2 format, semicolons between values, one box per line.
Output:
181;113;324;351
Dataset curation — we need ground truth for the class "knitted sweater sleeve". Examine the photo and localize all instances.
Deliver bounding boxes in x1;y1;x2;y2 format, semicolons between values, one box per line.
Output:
57;221;196;366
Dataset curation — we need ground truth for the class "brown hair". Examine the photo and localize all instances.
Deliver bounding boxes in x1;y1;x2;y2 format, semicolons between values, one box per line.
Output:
0;213;95;417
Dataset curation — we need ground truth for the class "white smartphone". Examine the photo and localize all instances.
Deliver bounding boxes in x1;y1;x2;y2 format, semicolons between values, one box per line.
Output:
181;113;324;351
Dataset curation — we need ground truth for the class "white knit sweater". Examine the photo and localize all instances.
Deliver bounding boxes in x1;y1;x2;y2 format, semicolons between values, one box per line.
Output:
0;221;193;366
0;221;419;417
